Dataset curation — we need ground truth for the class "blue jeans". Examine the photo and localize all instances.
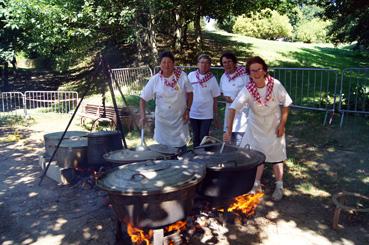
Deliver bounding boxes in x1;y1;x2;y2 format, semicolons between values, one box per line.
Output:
190;118;213;147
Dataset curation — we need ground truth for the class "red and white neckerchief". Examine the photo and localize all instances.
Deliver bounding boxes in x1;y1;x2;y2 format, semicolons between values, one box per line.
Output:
246;75;274;105
226;66;246;81
191;70;214;88
159;67;182;90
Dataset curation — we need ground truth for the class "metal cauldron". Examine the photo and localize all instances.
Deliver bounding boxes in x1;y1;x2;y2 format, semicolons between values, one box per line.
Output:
103;149;167;166
87;131;123;167
179;143;265;204
97;159;205;229
44;131;88;157
55;138;88;168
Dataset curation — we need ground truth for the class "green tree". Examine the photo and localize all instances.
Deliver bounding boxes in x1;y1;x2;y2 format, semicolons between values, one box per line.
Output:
318;0;369;48
233;9;293;40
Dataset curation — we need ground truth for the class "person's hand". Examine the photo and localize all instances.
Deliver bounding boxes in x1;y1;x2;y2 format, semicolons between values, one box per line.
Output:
223;131;231;142
276;124;285;137
224;96;233;103
183;110;189;123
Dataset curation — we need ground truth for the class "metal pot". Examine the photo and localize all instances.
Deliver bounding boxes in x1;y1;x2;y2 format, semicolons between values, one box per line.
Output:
87;131;123;167
148;144;179;159
103;149;167;165
44;131;88;157
180;143;265;203
55;138;88;168
97;159;205;229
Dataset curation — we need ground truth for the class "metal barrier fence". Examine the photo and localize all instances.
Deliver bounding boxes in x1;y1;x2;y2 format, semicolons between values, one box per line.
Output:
0;91;78;117
110;67;153;95
154;66;225;82
270;68;339;125
339;68;369;127
0;92;26;116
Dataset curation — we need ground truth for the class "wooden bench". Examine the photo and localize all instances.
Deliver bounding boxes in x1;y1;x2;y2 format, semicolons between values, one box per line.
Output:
79;104;137;131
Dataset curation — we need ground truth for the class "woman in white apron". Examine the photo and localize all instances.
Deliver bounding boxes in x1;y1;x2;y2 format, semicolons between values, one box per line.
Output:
219;52;250;146
188;54;221;147
140;51;193;151
223;56;292;201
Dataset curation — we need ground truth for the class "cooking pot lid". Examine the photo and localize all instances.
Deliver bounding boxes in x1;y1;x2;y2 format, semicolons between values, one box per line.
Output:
88;130;121;138
103;149;165;163
148;144;178;155
59;138;88;148
97;160;205;195
184;146;265;170
44;131;88;140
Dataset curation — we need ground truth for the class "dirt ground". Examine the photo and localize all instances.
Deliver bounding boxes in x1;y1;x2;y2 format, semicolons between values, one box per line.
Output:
0;114;368;245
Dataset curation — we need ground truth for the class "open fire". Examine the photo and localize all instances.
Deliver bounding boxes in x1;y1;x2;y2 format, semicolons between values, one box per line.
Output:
124;193;264;244
127;220;187;245
227;192;264;217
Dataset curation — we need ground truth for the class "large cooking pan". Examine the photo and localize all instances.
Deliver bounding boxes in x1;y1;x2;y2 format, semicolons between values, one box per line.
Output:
103;149;167;166
180;143;265;204
97;159;205;229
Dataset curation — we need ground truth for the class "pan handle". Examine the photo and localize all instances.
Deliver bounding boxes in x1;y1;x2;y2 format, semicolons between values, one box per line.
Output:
220;160;238;168
131;173;147;181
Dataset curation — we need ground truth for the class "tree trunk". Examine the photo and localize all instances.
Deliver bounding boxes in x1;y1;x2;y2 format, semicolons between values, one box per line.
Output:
147;3;158;66
174;10;182;52
194;5;203;50
2;62;10;92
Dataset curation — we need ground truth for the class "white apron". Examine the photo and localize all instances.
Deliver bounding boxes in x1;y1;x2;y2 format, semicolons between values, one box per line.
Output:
154;81;190;147
231;80;292;162
239;97;287;162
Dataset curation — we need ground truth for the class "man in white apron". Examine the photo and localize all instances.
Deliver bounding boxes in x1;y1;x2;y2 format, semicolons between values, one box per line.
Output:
140;51;193;151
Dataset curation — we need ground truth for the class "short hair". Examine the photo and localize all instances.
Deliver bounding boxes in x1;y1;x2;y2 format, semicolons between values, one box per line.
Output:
246;56;268;75
159;51;175;63
220;52;237;66
197;54;212;64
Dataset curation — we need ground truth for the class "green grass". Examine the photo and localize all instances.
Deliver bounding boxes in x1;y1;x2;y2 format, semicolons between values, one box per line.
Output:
203;30;369;69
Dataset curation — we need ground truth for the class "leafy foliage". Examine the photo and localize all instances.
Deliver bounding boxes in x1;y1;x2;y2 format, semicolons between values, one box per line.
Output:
318;0;369;48
233;9;293;40
294;18;331;43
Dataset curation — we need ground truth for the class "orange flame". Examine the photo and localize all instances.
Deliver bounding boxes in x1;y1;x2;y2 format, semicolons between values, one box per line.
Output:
227;192;264;216
165;220;187;233
127;223;153;245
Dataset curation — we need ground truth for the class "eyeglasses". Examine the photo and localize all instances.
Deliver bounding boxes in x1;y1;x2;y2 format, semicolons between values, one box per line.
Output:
250;68;264;73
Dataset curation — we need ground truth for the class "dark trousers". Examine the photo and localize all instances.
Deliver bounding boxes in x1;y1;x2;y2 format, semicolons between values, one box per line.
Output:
190;118;213;147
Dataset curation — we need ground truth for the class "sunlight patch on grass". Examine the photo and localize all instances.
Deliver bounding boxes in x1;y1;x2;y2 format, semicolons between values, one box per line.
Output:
296;182;331;197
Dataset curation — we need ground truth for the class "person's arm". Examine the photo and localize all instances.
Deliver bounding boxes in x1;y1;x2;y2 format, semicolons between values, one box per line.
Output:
223;108;236;142
139;98;146;128
183;92;193;122
276;107;289;137
222;94;233;103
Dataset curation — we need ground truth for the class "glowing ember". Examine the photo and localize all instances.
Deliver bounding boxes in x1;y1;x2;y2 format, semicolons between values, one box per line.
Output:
227;192;264;216
165;220;187;233
127;223;153;245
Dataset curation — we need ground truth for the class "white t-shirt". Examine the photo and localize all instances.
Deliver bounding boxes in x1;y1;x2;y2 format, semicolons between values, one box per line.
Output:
188;70;221;120
220;72;250;132
140;71;193;147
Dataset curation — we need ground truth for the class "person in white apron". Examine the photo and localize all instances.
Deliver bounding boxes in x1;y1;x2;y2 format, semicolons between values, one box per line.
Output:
219;52;250;146
140;51;193;151
223;56;292;201
188;54;221;147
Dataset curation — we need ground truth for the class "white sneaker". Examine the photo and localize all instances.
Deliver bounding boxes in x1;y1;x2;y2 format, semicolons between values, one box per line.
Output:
249;184;263;194
272;187;283;201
